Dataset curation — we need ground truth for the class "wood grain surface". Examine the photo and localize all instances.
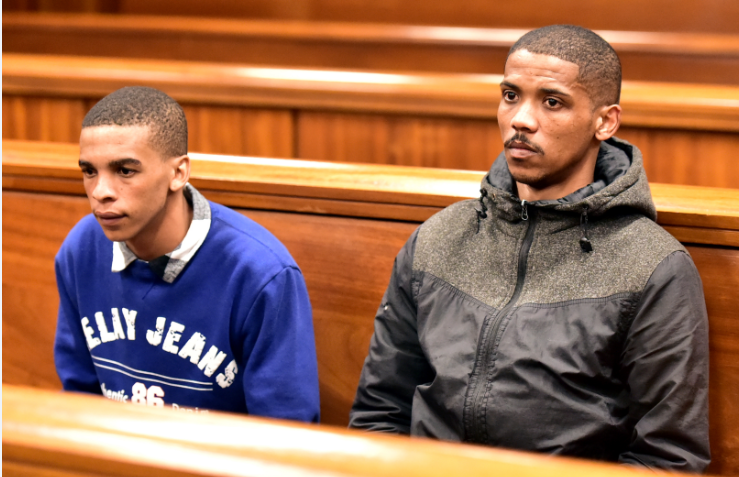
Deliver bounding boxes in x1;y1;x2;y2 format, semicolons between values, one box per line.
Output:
3;141;739;474
4;13;739;85
3;384;676;477
4;54;739;188
9;0;734;34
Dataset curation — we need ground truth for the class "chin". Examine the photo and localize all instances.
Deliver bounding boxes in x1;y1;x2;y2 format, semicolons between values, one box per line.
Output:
97;225;133;244
508;168;547;188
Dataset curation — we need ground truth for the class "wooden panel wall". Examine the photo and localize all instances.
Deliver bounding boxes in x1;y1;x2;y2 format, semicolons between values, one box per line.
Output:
5;14;739;85
114;0;739;33
2;96;294;157
4;94;739;189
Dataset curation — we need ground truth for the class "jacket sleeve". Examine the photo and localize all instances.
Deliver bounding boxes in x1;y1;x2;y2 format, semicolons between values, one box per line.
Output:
618;250;710;472
54;252;103;394
349;229;435;433
239;266;320;423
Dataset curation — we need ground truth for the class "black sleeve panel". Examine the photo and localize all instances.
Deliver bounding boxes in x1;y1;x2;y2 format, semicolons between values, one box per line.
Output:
619;250;711;473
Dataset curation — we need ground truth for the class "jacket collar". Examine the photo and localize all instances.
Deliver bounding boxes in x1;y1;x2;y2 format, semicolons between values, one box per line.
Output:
480;137;656;221
111;183;212;283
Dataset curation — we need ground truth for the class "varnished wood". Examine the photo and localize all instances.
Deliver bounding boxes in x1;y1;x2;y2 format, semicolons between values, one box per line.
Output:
4;54;739;188
4;13;739;85
3;140;739;474
3;384;675;477
5;53;739;132
114;0;739;34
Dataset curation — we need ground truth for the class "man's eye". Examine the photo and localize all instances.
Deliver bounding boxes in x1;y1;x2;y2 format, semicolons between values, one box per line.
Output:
119;167;135;177
503;91;517;102
546;98;561;108
81;168;96;177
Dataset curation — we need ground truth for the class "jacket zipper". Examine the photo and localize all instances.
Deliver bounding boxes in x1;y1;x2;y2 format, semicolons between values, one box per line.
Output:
466;200;538;444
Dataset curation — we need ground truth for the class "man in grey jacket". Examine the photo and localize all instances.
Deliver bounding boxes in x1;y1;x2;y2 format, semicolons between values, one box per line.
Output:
349;25;710;473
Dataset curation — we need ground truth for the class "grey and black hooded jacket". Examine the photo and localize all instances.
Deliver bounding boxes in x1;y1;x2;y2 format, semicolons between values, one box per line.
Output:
349;137;710;473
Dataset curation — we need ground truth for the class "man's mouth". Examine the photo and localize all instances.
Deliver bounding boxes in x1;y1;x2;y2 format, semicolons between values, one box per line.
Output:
504;135;544;158
95;211;126;226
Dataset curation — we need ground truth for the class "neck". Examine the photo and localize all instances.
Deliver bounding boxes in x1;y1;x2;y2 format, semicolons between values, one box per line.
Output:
516;144;599;202
126;190;193;261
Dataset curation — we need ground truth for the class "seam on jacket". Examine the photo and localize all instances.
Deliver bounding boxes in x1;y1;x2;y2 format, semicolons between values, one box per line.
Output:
519;292;638;309
414;271;499;315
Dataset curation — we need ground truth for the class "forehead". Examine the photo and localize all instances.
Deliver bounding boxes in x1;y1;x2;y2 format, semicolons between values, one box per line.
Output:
503;50;582;91
79;125;159;161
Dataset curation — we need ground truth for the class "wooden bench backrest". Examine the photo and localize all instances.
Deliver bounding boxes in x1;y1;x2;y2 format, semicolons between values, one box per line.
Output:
4;140;739;474
4;13;739;86
4;54;739;189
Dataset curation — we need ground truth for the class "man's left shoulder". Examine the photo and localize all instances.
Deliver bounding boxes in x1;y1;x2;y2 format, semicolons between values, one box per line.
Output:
205;202;299;272
597;212;688;276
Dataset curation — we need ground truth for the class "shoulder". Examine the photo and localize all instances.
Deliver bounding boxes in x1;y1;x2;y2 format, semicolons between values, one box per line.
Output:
414;199;479;268
595;213;686;280
204;202;299;274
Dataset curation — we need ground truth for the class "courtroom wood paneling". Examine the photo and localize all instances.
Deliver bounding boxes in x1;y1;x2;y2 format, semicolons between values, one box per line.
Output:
4;54;739;188
4;14;739;85
618;127;739;190
181;105;294;158
1;95;91;143
297;112;502;169
115;0;739;33
688;245;739;476
2;192;90;389
2;96;294;158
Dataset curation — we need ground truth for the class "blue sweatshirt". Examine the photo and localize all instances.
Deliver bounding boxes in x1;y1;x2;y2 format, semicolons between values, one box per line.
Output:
54;185;320;421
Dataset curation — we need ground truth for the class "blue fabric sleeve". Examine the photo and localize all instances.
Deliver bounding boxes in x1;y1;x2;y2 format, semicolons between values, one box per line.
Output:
240;266;320;423
53;252;102;394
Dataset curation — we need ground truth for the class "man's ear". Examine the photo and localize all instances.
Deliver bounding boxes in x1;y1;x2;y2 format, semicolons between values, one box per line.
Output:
594;104;622;141
169;155;191;192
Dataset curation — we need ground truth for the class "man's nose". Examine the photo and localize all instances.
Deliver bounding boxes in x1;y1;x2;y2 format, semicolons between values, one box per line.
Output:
91;175;116;202
510;101;538;133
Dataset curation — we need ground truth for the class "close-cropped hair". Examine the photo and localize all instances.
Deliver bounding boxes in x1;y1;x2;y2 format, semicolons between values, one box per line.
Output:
82;86;188;158
508;25;622;107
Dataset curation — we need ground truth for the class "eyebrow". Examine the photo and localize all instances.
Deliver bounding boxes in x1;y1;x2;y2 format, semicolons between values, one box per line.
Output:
78;158;142;168
541;87;573;99
500;81;573;99
499;81;520;91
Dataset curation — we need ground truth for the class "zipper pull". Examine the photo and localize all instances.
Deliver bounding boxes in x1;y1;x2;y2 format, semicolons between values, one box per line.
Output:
520;200;529;221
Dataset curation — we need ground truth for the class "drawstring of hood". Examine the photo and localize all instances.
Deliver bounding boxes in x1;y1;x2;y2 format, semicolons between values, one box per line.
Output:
475;188;489;233
580;205;593;253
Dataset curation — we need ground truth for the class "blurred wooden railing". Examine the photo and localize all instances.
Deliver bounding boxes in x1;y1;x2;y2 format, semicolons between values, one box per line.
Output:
3;384;682;477
3;140;739;473
4;53;739;188
4;13;739;85
4;0;739;33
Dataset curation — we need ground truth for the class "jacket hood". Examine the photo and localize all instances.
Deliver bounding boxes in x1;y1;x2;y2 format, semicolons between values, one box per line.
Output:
480;137;657;222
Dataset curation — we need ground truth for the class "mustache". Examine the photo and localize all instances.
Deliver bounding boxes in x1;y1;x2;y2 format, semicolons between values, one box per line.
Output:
504;134;545;155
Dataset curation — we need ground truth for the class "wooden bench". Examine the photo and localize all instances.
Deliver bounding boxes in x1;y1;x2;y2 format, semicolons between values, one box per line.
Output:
4;53;739;189
4;13;739;85
4;139;739;474
5;0;739;34
3;384;675;477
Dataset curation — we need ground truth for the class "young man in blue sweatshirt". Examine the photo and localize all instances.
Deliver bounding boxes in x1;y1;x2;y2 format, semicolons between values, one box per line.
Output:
54;86;320;421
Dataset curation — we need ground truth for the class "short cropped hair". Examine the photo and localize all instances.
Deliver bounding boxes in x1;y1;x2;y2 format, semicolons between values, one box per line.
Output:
82;86;188;158
508;25;621;107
